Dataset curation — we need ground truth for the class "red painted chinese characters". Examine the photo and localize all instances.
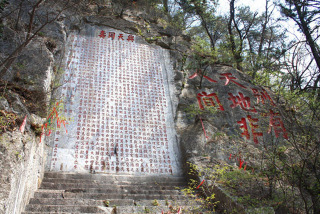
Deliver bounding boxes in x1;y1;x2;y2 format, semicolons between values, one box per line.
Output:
98;30;135;42
228;92;257;112
189;69;288;143
220;73;247;88
98;30;106;38
251;88;275;106
197;92;224;111
189;69;217;83
268;110;288;139
237;115;263;144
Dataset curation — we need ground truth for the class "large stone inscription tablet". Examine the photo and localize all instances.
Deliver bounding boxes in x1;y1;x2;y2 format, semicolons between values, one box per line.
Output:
49;29;180;175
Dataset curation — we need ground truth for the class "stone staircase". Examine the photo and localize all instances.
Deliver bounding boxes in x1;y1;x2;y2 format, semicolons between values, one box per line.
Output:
22;172;208;214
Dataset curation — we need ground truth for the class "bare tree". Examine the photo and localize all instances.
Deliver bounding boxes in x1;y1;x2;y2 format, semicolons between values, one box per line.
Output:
280;0;320;91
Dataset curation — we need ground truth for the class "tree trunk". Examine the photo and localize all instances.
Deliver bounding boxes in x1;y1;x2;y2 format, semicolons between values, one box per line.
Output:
294;2;320;79
192;1;216;53
252;0;269;79
163;0;168;13
198;14;216;52
228;0;242;71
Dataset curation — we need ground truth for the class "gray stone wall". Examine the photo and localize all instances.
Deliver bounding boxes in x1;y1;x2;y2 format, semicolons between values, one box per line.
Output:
0;130;46;214
44;26;182;175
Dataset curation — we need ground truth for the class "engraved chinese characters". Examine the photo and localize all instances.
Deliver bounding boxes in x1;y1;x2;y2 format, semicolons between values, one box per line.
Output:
51;31;175;174
190;70;288;144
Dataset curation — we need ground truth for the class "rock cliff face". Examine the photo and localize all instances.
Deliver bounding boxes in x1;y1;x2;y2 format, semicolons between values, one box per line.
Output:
175;65;285;213
0;130;45;214
176;65;285;165
0;0;287;213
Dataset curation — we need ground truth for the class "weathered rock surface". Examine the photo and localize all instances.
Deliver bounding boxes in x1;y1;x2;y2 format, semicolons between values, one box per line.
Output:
0;130;46;214
0;97;10;111
174;64;284;213
1;32;55;110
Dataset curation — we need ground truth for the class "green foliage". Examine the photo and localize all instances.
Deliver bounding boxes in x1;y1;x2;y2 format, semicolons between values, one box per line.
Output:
168;11;187;32
0;110;18;135
216;41;234;65
135;24;163;44
52;66;66;89
211;131;226;141
37;31;45;37
237;195;260;207
0;0;8;11
277;146;287;154
191;37;216;61
157;18;168;29
185;36;218;74
41;100;71;139
183;103;218;119
30;123;43;137
177;0;287;83
183;162;227;210
144;207;150;213
103;200;109;207
275;90;320;212
145;36;162;43
14;151;22;160
151;199;159;206
185;159;304;211
220;169;255;188
188;162;229;185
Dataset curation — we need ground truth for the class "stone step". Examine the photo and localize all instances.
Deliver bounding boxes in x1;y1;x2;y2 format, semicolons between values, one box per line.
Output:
24;204;114;213
28;198;132;206
24;205;203;214
41;181;183;190
41;180;186;189
28;198;198;207
33;191;189;200
42;178;186;187
38;187;183;195
134;199;202;207
23;213;112;214
44;172;186;183
22;172;207;213
115;205;204;214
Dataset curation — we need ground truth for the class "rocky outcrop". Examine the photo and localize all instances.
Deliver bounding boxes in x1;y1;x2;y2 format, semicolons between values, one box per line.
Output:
176;65;280;164
0;130;46;214
0;28;55;116
174;64;287;213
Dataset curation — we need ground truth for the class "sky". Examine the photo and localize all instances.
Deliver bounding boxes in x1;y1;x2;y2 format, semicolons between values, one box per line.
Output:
217;0;266;15
217;0;301;40
216;0;316;84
